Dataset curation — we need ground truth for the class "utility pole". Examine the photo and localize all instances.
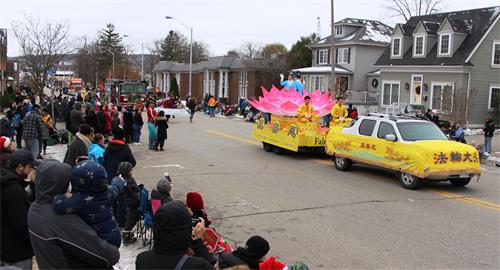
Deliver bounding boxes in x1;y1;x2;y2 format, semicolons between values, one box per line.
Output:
330;0;336;95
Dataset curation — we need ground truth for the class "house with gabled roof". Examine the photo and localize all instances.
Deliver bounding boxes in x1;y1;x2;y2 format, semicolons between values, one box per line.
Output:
374;6;500;127
294;18;392;107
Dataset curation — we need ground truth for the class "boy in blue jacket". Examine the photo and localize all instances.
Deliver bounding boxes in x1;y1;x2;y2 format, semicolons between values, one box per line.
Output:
53;160;125;247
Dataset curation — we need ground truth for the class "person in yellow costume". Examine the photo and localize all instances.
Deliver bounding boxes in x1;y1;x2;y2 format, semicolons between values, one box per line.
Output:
330;97;351;124
296;96;319;123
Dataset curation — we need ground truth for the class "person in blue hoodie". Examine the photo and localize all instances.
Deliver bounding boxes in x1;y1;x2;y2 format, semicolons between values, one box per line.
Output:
88;133;105;165
291;74;304;96
52;160;125;247
279;73;294;90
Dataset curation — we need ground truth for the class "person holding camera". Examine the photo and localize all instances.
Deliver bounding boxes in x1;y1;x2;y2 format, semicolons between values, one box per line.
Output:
136;201;215;269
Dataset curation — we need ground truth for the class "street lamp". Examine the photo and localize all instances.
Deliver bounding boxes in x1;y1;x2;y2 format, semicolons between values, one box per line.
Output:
165;16;193;97
123;34;144;81
103;48;115;80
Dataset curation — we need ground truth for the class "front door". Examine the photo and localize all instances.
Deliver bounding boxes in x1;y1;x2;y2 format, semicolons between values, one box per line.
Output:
411;75;423;104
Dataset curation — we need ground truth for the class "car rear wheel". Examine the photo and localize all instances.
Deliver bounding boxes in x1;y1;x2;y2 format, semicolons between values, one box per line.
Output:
399;172;420;189
262;142;273;152
334;155;352;171
273;146;284;155
449;178;471;187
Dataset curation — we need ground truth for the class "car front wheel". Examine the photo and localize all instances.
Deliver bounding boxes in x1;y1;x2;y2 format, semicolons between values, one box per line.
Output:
262;142;273;152
334;155;352;171
449;178;471;187
399;172;420;189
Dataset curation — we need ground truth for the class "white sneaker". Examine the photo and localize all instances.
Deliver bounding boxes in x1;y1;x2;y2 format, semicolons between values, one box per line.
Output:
137;142;142;145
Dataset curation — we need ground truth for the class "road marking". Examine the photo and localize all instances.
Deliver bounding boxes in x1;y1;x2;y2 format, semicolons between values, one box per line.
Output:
142;164;185;169
427;190;500;211
206;130;261;146
207;129;500;211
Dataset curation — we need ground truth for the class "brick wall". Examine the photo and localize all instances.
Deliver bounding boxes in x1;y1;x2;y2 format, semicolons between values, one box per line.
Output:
228;71;240;104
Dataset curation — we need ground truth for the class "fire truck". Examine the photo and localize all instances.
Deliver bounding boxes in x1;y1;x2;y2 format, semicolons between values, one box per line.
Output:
105;80;147;106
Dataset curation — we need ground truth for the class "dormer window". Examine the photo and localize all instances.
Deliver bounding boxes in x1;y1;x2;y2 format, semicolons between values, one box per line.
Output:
413;35;425;57
391;37;401;57
335;26;343;36
438;34;451;55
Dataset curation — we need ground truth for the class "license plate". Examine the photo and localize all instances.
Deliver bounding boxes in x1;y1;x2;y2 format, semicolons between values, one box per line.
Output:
460;174;470;178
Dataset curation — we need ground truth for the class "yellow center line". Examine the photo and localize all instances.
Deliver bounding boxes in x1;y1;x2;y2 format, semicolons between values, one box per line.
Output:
427;190;500;211
207;129;500;211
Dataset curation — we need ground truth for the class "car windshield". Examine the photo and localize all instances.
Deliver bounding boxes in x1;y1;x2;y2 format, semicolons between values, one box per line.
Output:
396;122;448;141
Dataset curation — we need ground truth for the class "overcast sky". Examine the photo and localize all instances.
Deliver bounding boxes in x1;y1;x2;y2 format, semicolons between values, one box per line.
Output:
1;0;498;57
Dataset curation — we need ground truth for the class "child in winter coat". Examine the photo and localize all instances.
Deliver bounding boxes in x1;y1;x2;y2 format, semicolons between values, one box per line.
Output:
132;109;144;145
52;160;125;247
150;173;173;213
88;133;105;165
117;161;140;244
154;110;168;151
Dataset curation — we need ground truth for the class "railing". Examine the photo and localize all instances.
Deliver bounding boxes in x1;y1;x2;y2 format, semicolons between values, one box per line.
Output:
385;102;408;115
346;91;378;103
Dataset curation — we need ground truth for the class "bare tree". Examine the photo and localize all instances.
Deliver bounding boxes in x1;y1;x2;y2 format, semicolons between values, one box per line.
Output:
239;42;263;59
147;39;163;86
11;16;72;99
384;0;444;21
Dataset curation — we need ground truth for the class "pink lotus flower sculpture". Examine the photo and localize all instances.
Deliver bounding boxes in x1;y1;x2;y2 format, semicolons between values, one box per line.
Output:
249;86;335;117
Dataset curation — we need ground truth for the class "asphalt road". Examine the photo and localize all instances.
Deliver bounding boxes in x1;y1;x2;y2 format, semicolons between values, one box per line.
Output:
131;114;500;269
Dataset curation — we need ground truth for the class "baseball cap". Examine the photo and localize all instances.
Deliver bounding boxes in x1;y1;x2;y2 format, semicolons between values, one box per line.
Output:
9;149;41;168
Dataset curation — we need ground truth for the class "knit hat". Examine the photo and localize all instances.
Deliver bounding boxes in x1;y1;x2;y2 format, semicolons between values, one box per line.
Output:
0;136;11;152
9;149;41;169
245;236;270;260
156;177;171;193
117;161;133;176
70;160;108;193
113;128;126;140
186;192;204;210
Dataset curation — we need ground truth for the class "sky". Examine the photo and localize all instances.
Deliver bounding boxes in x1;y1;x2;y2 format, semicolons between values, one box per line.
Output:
1;0;499;57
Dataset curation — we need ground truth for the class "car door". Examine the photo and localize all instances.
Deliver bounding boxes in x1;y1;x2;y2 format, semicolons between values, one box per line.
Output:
343;119;379;164
375;121;413;171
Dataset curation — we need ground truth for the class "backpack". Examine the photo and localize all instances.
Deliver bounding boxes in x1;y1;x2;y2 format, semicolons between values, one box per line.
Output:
139;184;153;228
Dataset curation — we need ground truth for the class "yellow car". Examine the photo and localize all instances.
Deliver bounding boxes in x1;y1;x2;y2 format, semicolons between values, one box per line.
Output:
325;114;481;189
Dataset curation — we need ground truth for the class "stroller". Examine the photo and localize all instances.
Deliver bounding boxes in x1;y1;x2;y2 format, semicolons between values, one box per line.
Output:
136;184;154;249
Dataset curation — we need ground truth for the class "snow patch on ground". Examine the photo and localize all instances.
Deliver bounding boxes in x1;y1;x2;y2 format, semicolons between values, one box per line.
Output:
45;143;67;161
114;243;148;270
464;129;500;136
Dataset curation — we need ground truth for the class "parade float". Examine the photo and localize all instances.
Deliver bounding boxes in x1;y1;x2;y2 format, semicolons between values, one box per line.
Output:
249;86;336;153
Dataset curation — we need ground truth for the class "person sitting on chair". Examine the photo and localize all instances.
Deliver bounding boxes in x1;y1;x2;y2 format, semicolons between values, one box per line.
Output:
296;96;319;123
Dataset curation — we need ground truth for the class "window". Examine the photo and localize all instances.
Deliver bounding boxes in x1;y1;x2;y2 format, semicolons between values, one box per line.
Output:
310;76;323;91
239;72;248;98
392;38;401;57
396;122;448;141
493;41;500;67
336;26;343;36
337;48;349;64
318;49;329;64
439;34;451;55
414;36;425;56
358;120;377;136
382;82;400;106
431;83;453;113
489;86;500;111
377;122;397;140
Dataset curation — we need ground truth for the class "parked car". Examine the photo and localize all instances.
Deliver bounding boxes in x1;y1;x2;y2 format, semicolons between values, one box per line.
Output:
325;114;481;189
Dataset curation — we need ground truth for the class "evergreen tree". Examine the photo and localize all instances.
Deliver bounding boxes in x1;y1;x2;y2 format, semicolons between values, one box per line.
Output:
160;30;186;62
170;77;179;97
96;23;127;81
287;33;320;69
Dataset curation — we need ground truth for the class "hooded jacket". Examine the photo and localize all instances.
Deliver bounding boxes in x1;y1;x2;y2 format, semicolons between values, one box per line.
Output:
136;201;214;269
103;141;136;182
63;135;89;167
0;168;33;263
28;159;120;269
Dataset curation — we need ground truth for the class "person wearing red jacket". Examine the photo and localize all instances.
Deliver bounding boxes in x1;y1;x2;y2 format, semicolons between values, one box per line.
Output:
103;105;112;138
146;102;157;150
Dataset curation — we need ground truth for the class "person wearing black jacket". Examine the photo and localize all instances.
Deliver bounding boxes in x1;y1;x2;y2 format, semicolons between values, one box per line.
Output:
136;201;215;269
132;109;144;145
123;106;134;143
0;149;39;269
117;162;140;244
483;116;495;154
96;105;107;136
103;128;136;183
28;159;120;269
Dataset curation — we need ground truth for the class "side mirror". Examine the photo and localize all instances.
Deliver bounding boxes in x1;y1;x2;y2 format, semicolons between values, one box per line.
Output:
385;134;397;142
